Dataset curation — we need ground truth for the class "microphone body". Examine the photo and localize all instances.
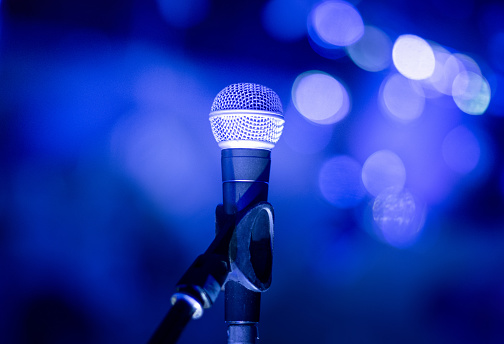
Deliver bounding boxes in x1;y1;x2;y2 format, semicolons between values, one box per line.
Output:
210;83;284;344
221;148;271;341
221;148;271;214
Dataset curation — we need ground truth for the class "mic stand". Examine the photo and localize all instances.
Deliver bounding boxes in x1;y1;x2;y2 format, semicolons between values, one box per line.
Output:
223;201;274;344
147;202;274;344
225;281;261;344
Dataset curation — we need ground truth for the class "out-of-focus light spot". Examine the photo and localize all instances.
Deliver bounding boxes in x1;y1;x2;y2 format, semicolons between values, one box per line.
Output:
452;71;491;115
424;46;463;96
362;150;406;197
350;100;464;205
453;53;482;76
283;104;333;154
392;34;435;80
308;1;364;47
346;25;392;72
262;0;309;41
379;73;425;122
319;155;366;208
157;0;209;28
292;71;350;124
372;188;425;248
442;125;481;174
488;32;504;73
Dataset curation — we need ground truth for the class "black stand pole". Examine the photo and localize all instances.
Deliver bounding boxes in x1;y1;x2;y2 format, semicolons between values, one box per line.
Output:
148;296;201;344
146;200;274;344
221;149;273;344
225;281;261;344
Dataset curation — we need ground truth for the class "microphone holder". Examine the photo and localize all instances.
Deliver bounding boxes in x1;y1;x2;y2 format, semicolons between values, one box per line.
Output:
147;202;274;344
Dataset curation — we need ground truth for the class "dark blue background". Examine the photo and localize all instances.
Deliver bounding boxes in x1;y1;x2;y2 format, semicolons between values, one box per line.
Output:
1;0;504;343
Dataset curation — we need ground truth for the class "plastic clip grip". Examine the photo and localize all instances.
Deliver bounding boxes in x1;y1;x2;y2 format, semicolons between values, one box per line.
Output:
217;202;274;292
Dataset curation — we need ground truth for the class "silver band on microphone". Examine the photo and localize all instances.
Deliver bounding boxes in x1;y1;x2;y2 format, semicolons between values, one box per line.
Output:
222;180;269;184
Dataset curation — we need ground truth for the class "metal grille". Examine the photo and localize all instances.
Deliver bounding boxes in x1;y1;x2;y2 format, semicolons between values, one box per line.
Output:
209;83;284;148
210;83;283;113
210;114;284;143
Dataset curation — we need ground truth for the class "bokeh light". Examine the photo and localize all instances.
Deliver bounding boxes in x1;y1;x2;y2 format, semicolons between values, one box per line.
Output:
346;25;392;72
442;125;481;174
308;0;364;47
392;34;435;80
379;73;425;122
424;46;463;96
319;155;366;208
262;0;309;41
292;70;350;124
362;150;406;197
349;100;463;205
156;0;210;28
452;71;491;115
453;53;482;75
372;188;425;248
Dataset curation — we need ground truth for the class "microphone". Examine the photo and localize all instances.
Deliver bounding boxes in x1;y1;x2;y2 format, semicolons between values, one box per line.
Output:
209;83;284;344
146;83;284;344
210;82;284;212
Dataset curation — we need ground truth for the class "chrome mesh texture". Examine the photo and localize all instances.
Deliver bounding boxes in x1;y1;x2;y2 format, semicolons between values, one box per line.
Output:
209;83;284;147
210;114;284;144
210;83;283;113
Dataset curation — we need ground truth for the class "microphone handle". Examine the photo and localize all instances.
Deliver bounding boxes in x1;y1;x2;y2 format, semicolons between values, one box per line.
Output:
221;148;271;214
221;148;271;344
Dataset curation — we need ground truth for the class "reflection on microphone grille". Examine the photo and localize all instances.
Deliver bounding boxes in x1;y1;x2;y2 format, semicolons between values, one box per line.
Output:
209;113;284;148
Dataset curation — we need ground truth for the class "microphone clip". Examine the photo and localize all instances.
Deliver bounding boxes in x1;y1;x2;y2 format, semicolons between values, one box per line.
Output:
217;202;274;293
173;202;274;315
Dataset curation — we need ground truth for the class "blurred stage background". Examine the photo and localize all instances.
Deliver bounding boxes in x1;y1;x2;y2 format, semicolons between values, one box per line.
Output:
1;0;504;343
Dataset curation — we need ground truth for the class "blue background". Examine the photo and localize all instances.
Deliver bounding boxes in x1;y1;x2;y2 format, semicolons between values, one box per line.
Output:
1;0;504;343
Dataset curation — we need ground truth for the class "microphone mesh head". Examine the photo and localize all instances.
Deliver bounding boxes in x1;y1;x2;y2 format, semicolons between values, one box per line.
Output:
209;83;284;150
211;83;283;113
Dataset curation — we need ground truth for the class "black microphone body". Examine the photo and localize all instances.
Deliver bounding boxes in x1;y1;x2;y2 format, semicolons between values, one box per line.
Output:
210;82;284;344
221;148;271;343
221;148;271;214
